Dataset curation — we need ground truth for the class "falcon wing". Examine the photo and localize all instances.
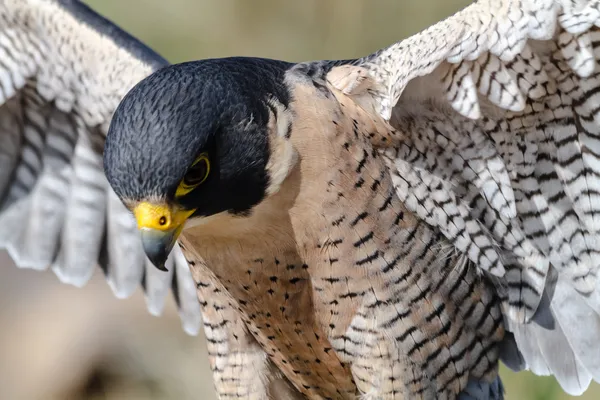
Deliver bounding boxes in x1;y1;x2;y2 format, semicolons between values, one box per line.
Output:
0;0;201;335
328;0;600;395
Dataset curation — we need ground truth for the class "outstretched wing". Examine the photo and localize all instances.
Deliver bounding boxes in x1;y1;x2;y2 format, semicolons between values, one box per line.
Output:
0;0;201;335
329;0;600;396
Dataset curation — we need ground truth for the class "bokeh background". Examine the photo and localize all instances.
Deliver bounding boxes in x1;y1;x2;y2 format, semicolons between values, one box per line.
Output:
0;0;598;399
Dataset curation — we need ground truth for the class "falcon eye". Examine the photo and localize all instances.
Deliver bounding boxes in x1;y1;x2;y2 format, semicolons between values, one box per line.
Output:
175;153;210;197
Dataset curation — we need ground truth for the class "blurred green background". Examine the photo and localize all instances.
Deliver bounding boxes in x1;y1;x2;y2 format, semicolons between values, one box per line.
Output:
0;0;598;399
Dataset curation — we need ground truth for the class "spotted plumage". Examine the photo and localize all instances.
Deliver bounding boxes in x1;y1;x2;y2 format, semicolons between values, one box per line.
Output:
2;0;600;399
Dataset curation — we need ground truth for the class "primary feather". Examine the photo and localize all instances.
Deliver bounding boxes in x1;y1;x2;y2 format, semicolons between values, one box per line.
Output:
0;0;201;335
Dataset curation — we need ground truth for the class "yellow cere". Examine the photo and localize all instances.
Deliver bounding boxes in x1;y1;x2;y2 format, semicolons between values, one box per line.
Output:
175;153;210;197
133;202;195;231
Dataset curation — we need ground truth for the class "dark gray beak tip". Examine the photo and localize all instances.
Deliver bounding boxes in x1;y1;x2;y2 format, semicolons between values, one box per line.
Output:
155;263;169;272
140;228;176;272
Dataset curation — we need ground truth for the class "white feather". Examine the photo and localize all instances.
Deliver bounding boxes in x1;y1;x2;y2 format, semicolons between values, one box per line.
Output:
0;0;201;334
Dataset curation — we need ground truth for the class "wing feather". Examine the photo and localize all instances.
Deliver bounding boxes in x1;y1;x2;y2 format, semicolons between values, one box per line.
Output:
328;0;600;394
0;0;201;335
105;189;146;298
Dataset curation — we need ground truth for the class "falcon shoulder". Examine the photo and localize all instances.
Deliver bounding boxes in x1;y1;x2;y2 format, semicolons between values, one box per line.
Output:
326;0;600;396
0;0;201;334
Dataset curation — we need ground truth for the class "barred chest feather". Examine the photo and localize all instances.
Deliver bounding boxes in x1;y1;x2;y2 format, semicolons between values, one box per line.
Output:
177;77;505;400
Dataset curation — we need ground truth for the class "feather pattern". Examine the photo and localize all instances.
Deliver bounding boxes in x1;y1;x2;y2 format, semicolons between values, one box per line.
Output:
5;0;600;398
0;0;201;335
324;0;600;395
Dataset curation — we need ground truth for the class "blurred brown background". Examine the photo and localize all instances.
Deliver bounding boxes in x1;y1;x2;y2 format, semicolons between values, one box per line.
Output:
0;1;598;399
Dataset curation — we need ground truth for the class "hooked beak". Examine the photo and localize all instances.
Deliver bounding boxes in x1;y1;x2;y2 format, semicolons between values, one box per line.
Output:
139;227;179;271
133;202;194;271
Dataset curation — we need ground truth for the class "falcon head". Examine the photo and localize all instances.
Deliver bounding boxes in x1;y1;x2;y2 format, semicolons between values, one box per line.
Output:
104;57;294;270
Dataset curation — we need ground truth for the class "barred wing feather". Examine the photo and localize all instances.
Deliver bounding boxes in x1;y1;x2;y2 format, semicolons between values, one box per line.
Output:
329;0;600;395
0;0;201;335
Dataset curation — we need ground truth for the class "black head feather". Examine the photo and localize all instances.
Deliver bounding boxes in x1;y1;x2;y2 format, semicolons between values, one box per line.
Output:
104;57;293;216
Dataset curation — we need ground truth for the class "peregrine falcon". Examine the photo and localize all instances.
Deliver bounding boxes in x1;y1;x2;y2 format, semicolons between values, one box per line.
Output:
3;0;600;399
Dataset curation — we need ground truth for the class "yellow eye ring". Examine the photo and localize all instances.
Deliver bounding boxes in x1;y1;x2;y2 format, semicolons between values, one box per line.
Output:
175;153;210;197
